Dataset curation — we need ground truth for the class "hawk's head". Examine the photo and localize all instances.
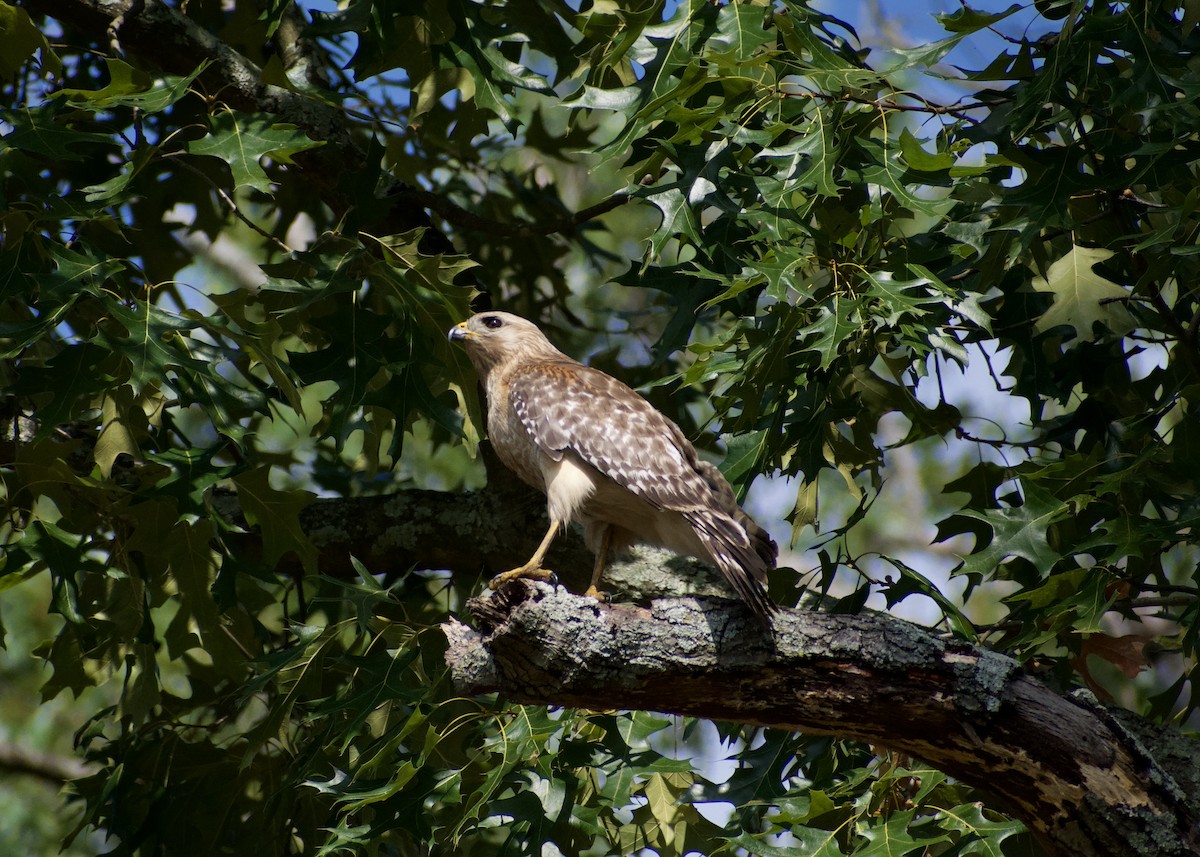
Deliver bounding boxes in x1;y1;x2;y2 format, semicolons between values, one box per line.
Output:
449;312;563;375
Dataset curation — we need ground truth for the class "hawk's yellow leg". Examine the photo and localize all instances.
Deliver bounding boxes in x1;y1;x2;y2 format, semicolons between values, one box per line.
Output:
489;518;561;589
583;524;612;601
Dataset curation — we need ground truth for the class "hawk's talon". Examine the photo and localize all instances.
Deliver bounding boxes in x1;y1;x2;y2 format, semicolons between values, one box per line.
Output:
583;585;609;603
489;565;557;591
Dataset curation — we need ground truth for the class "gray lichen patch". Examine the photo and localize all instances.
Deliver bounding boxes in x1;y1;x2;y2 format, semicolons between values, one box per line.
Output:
946;648;1020;716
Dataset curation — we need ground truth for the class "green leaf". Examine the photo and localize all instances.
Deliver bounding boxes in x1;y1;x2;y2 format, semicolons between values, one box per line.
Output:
720;430;769;496
643;184;703;256
711;2;775;61
854;809;951;856
797;298;864;368
232;466;317;571
881;558;977;640
0;0;61;79
932;802;1024;855
897;128;954;172
185;111;324;193
882;3;1024;72
34;631;94;700
1;104;112;160
95;386;142;478
55;58;204;112
936;4;1023;33
729;828;842;857
81;144;158;203
854;137;955;218
11;343;123;433
756;116;842;198
163;518;248;669
1030;245;1133;340
750;246;812;300
949;485;1070;580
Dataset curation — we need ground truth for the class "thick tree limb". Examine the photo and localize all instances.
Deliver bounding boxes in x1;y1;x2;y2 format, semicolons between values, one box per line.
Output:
261;485;738;605
255;485;594;590
444;581;1200;857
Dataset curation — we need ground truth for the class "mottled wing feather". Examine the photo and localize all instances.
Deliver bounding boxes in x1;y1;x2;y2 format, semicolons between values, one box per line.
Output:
509;361;714;511
695;460;779;569
683;508;776;617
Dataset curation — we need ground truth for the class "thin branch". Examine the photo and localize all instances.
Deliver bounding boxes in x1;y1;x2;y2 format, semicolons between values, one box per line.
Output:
393;188;632;238
780;87;999;124
1128;595;1197;609
0;742;94;784
168;156;293;254
954;424;1045;451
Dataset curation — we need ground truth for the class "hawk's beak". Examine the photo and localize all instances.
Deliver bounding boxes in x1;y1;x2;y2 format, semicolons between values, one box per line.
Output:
448;321;472;342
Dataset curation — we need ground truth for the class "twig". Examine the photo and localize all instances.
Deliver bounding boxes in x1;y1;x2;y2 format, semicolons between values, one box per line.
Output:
780;87;998;124
954;424;1044;451
1128;595;1197;609
168;155;293;254
393;187;631;238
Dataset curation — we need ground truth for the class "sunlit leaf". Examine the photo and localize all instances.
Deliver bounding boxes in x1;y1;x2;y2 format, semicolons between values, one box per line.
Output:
185;111;324;193
1030;244;1133;340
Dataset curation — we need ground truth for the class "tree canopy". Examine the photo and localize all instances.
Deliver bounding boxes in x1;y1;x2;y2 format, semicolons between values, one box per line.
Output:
2;0;1198;855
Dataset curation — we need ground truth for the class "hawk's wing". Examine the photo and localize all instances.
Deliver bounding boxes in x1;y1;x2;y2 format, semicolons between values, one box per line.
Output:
508;360;711;511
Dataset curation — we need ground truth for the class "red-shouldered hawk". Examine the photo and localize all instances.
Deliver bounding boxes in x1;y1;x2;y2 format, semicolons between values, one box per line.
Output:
449;311;777;621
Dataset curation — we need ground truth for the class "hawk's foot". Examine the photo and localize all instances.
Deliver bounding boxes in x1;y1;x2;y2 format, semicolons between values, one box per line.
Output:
489;564;557;591
583;585;609;602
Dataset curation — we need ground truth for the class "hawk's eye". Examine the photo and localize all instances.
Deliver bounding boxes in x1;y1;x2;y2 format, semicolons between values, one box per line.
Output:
482;316;503;329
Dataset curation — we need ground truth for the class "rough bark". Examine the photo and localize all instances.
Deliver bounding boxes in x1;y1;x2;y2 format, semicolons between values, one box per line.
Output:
444;580;1200;857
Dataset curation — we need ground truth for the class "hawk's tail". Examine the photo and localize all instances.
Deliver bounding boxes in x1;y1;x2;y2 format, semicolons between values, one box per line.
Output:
683;508;778;623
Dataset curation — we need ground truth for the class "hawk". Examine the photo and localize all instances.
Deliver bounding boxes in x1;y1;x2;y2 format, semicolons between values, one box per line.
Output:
449;311;777;621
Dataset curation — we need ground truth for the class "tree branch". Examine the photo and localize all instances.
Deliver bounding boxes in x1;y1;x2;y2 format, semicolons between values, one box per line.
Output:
391;187;632;238
781;87;999;124
0;742;94;784
258;483;747;608
444;581;1200;857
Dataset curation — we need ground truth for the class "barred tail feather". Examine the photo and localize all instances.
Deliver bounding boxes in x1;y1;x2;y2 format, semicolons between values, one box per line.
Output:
684;509;777;623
